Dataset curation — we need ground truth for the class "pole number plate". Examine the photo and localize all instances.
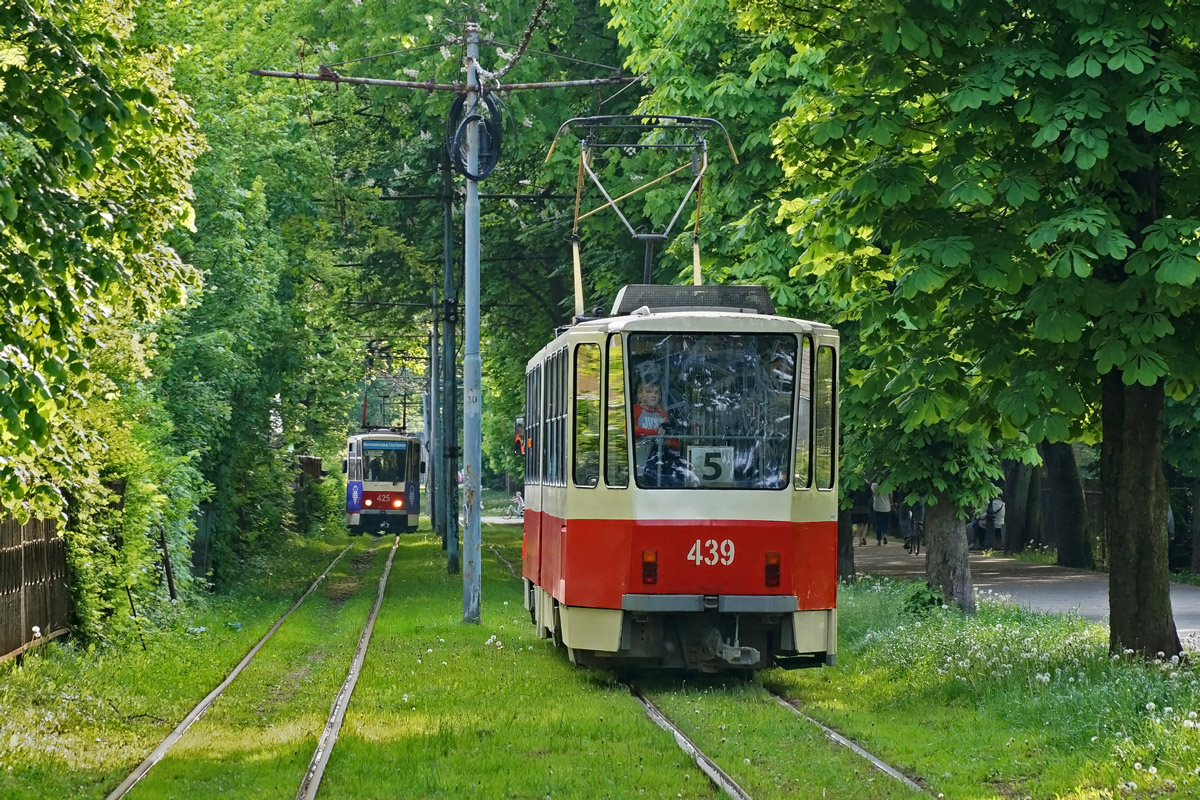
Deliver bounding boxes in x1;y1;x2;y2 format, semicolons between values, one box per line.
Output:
688;539;735;566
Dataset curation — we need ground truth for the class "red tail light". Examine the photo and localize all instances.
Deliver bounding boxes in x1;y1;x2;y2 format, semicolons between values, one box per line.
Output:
765;552;781;587
642;550;658;585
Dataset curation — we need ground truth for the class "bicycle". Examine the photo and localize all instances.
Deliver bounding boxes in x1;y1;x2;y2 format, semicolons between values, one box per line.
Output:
502;502;524;520
905;517;924;555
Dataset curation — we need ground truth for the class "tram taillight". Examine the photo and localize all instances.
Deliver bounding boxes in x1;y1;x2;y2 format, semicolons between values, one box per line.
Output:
765;552;781;587
641;550;657;585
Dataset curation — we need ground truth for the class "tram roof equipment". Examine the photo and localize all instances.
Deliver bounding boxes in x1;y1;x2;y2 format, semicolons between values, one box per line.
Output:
610;284;775;317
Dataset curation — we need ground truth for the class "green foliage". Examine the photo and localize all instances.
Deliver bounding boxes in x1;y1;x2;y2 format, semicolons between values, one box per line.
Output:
606;0;1200;518
0;0;201;519
902;581;945;617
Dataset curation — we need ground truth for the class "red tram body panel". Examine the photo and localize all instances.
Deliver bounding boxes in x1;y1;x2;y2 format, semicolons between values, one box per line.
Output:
520;285;839;671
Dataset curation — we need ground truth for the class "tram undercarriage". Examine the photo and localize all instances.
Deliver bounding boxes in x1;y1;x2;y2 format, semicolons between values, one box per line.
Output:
526;581;835;672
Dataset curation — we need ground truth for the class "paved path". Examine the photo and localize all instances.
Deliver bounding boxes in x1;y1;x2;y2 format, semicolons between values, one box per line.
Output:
852;540;1200;640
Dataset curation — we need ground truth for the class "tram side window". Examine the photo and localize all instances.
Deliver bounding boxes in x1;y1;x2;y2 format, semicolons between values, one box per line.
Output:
605;334;629;488
815;345;837;490
794;336;813;490
545;349;569;487
556;348;568;485
526;367;541;484
574;344;601;488
549;351;559;486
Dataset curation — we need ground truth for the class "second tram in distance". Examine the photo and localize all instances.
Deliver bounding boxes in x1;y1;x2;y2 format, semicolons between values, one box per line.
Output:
521;284;839;672
343;428;423;535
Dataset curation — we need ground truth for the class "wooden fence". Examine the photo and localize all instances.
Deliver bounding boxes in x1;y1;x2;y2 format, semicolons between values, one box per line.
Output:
0;517;69;663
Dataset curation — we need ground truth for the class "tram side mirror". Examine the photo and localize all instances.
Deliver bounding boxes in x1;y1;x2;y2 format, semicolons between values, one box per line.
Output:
341;459;347;474
420;461;426;474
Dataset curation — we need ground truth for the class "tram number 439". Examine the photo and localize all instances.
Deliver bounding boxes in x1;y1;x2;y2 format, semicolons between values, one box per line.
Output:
688;539;735;566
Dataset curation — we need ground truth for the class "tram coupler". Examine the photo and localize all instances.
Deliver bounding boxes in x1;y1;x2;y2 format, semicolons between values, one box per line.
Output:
717;642;760;666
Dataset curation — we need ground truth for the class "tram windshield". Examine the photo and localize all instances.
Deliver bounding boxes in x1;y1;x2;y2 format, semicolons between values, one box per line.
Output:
628;332;797;490
362;440;408;484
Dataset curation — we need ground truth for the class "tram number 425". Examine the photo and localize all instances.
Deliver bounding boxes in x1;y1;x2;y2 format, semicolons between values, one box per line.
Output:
688;539;735;566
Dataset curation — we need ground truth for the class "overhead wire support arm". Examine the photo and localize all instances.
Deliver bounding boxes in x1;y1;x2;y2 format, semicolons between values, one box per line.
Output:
249;69;462;92
248;69;636;94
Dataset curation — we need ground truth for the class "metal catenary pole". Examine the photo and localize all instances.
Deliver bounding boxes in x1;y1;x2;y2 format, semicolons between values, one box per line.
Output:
462;22;482;624
252;22;637;621
441;150;460;574
428;286;440;538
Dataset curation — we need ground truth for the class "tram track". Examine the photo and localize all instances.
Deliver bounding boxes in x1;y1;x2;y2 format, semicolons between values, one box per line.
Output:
630;680;929;799
106;543;354;800
296;534;401;800
107;537;404;800
767;688;926;794
631;685;755;800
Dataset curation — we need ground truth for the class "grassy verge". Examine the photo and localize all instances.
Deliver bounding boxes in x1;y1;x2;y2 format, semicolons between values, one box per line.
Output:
125;536;393;798
0;532;353;799
999;546;1059;566
775;576;1200;799
1002;547;1200;590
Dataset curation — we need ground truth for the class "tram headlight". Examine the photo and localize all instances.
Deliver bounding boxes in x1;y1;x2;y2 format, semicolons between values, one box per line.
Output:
765;552;781;587
364;499;373;507
392;499;403;509
641;550;657;585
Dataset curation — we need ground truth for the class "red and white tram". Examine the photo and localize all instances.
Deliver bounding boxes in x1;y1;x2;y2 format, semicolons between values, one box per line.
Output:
344;428;423;535
521;284;839;671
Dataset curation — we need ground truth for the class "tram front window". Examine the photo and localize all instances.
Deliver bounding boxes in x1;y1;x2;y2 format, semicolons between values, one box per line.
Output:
363;445;407;484
628;332;796;490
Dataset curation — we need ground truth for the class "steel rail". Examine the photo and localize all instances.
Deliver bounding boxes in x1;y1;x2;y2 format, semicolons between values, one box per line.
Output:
769;692;928;794
105;545;354;800
295;534;402;800
488;544;520;579
632;687;754;800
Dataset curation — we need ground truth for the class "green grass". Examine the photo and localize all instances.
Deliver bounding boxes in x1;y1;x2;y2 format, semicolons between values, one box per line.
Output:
644;677;919;798
10;523;1200;798
0;533;353;799
777;576;1200;798
1003;547;1200;590
480;485;516;514
1001;545;1060;565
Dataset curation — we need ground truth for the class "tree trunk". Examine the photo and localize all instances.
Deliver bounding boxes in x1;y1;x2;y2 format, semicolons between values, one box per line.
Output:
1040;441;1092;569
1003;460;1024;553
924;493;975;612
836;505;855;581
1102;373;1180;657
1024;459;1043;549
